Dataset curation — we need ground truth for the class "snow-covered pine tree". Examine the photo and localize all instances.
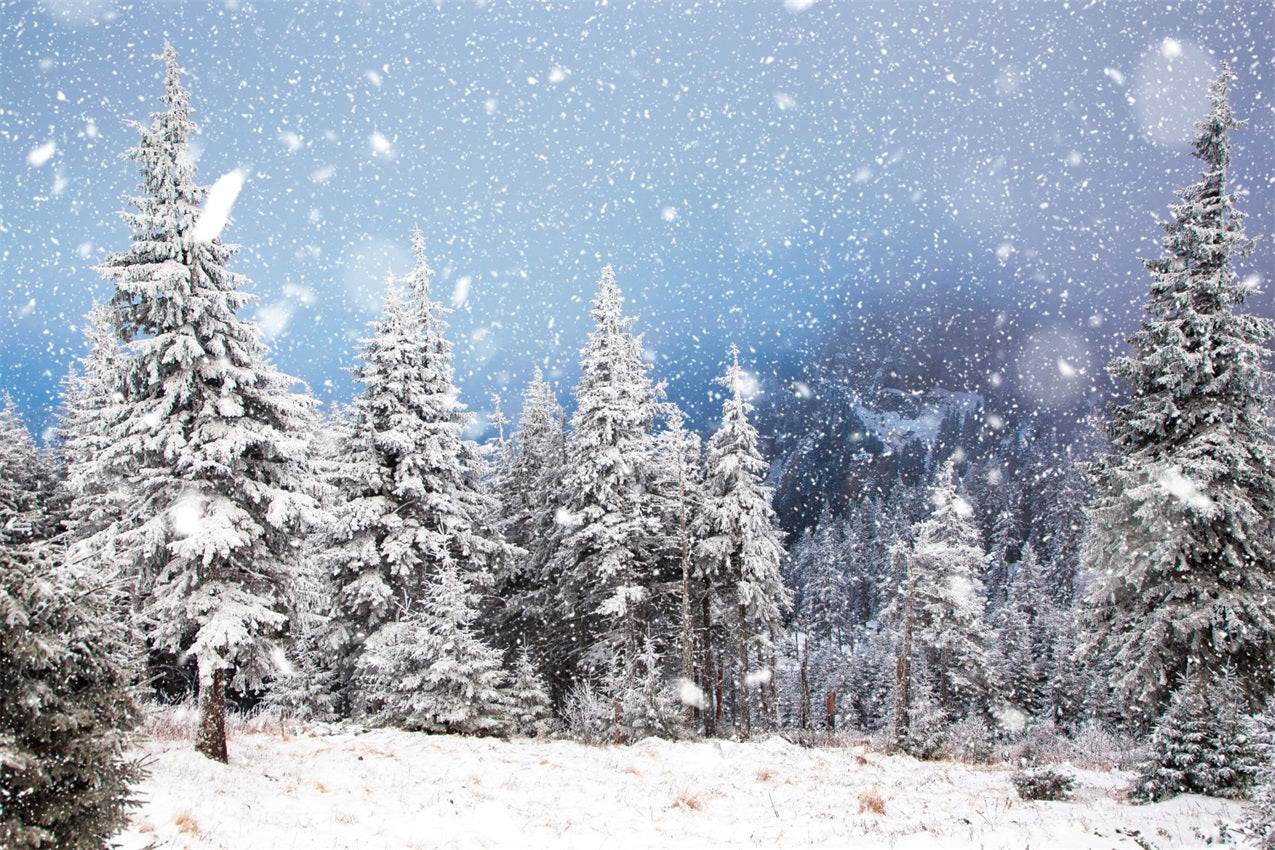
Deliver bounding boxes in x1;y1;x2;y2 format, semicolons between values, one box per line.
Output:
1246;700;1275;849
57;304;130;549
502;649;556;737
696;345;791;736
324;230;513;715
892;457;990;744
488;366;569;690
1078;66;1275;729
647;401;705;728
0;398;45;545
991;542;1050;722
1134;666;1259;801
550;266;661;689
1;411;142;849
92;43;319;761
354;563;510;735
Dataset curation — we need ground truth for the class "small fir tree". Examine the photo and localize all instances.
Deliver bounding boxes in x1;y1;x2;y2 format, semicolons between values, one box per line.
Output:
1134;667;1259;801
1245;701;1275;849
502;650;556;737
893;458;990;742
354;563;510;736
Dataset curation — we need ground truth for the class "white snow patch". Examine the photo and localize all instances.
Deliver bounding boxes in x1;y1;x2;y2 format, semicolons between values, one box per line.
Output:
169;495;204;539
191;169;246;243
678;678;707;709
744;668;772;687
783;0;817;12
774;92;797;110
452;275;473;307
27;140;56;167
256;301;293;339
1057;358;1078;378
1159;466;1214;512
369;131;393;157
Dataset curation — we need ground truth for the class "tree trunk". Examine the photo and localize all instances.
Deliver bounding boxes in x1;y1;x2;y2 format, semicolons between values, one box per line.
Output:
894;556;915;752
678;471;697;731
799;631;811;729
737;603;750;738
196;667;229;763
701;592;716;737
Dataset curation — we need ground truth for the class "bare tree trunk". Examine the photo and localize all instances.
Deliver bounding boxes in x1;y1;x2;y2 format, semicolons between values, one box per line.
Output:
678;471;698;731
196;667;229;763
701;593;716;737
737;603;750;738
894;557;915;752
799;631;811;729
825;689;836;732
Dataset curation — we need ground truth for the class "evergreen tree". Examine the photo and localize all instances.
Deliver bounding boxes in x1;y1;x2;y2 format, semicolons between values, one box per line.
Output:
1134;667;1259;801
324;231;513;713
1246;700;1275;849
992;542;1051;720
550;266;661;686
502;649;556;737
91;43;318;761
696;346;791;735
489;366;569;688
1;416;142;848
893;458;990;738
0;399;45;544
354;563;510;736
1078;67;1275;728
57;304;130;549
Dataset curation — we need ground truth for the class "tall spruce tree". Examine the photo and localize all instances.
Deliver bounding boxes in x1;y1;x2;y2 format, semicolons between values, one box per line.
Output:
1078;66;1275;729
91;43;318;761
550;266;661;687
324;230;512;714
696;346;791;735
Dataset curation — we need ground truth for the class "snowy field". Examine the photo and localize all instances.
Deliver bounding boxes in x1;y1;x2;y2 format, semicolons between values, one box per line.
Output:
115;710;1247;850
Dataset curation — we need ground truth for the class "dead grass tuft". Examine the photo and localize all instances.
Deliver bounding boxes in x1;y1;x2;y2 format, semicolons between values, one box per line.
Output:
671;792;703;812
756;768;775;782
174;811;201;834
858;789;886;815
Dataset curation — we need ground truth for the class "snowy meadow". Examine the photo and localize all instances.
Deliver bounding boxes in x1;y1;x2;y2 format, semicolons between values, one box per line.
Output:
115;708;1244;850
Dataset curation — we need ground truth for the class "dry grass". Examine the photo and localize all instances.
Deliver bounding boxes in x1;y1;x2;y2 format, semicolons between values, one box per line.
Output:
858;789;886;815
174;811;201;834
671;792;703;812
756;768;775;782
142;703;294;743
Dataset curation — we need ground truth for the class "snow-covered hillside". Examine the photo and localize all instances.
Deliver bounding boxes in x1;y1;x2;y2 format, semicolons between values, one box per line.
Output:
115;710;1245;850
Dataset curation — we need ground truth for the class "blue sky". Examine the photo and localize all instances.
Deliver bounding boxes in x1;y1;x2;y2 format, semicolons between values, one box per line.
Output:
2;0;1271;437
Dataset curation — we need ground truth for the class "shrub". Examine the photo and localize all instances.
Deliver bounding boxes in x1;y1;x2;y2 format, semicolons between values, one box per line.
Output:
1011;766;1075;801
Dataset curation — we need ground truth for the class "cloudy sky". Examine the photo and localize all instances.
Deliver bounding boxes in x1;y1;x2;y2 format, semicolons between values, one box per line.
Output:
2;0;1271;436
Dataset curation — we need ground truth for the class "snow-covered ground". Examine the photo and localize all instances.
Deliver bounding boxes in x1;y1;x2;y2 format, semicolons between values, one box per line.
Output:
116;710;1247;850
